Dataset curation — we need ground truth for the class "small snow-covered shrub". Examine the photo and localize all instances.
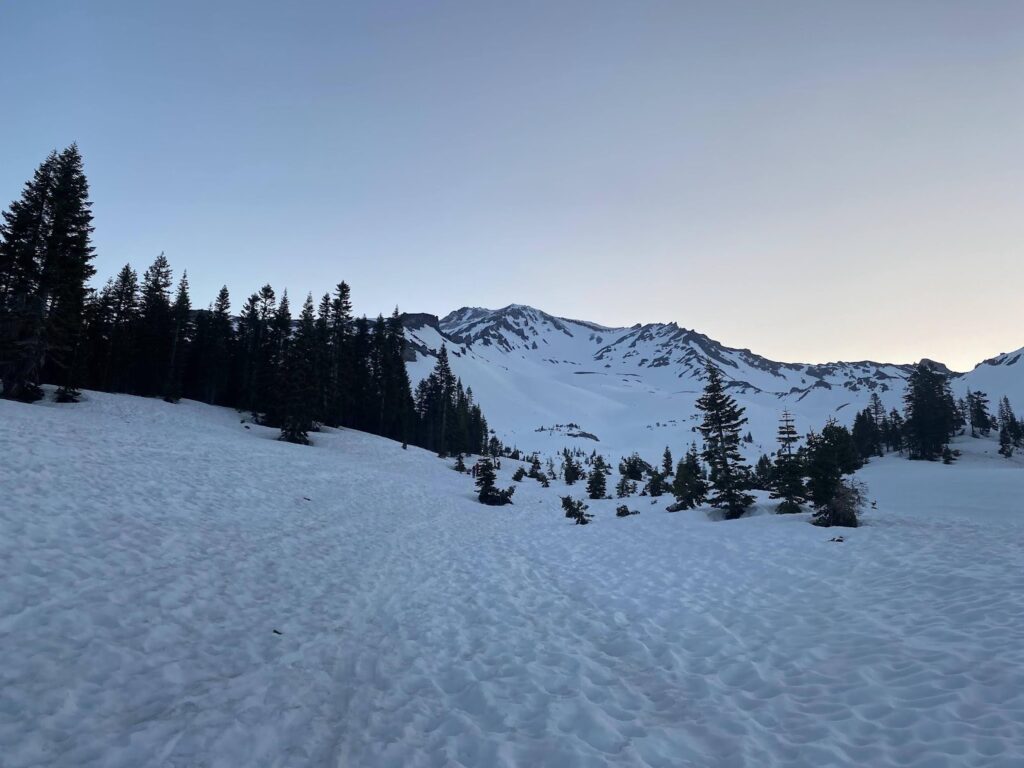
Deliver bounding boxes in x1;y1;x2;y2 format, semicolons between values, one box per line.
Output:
476;458;515;506
561;496;592;525
481;486;515;506
775;499;802;515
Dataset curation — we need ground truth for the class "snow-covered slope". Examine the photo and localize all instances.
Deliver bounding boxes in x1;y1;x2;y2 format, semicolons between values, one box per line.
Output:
961;346;1024;409
2;392;1023;766
405;305;1024;460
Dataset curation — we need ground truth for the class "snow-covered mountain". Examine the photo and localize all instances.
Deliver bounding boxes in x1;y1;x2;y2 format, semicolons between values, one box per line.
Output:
404;304;1024;459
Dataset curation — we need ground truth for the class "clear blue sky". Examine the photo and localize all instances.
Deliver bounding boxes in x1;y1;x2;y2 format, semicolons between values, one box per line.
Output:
1;0;1021;369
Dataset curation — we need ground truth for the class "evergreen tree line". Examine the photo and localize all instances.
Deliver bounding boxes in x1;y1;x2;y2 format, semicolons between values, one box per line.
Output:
845;369;1023;462
752;366;1024;526
0;148;491;453
617;359;1024;527
0;145;95;403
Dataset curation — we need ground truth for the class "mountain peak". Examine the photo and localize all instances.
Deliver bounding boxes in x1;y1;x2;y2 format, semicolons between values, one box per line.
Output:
403;302;1023;458
918;358;957;375
975;347;1024;370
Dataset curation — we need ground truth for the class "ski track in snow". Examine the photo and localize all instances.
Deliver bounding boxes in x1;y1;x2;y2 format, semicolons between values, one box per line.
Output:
2;392;1023;767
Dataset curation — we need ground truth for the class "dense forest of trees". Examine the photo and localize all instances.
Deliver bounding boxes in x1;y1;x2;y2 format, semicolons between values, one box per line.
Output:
0;147;491;454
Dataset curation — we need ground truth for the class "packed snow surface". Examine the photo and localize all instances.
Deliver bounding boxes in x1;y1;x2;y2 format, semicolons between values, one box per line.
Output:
2;392;1023;767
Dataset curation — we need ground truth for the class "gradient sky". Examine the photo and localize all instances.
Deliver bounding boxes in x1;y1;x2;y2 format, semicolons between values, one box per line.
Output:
1;1;1021;370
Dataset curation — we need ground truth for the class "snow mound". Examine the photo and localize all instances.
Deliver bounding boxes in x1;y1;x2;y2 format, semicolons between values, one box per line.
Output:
2;393;1023;766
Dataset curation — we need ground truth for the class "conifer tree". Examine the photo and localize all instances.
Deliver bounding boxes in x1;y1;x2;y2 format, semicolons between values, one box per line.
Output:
313;292;332;422
618;453;649;481
804;420;861;508
236;290;264;413
645;470;666;497
885;408;905;453
771;410;805;513
776;409;799;453
374;309;416;444
586;465;607;499
0;152;57;341
418;343;458;455
998;424;1014;458
204;286;234;404
47;146;97;401
327;281;353;425
1;146;96;401
661;446;673;476
561;496;592;524
104;264;140;392
869;392;886;428
753;454;774;490
261;289;292;426
670;444;707;510
966;390;994;437
476;457;515;505
810;479;863;528
79;282;114;391
368;312;401;439
280;294;317;445
695;359;754;518
348;315;373;430
163;272;192;402
902;363;957;460
136;253;174;397
615;475;635;498
997;396;1014;431
528;455;543;479
996;397;1023;451
851;407;882;459
562;451;583;485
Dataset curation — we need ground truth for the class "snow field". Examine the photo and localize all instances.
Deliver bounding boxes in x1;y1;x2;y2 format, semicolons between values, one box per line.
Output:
1;392;1023;767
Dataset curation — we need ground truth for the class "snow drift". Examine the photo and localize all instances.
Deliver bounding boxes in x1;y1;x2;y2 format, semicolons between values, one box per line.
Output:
2;391;1023;766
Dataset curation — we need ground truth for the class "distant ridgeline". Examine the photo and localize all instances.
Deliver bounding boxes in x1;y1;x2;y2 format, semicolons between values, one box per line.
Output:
0;147;490;455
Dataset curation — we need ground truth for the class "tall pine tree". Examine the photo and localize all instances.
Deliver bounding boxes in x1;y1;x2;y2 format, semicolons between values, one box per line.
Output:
1;146;95;401
903;363;957;460
771;410;805;513
136;253;173;397
163;272;192;402
695;359;754;519
280;294;317;444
